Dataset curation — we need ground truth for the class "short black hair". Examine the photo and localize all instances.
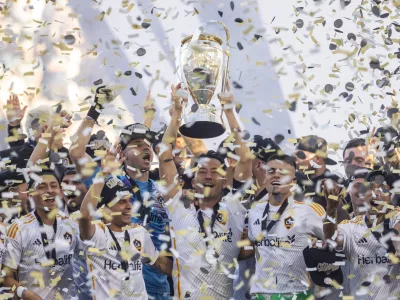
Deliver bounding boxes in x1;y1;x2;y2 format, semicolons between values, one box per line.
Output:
266;154;296;170
194;150;226;169
60;168;78;182
343;138;366;158
28;170;60;190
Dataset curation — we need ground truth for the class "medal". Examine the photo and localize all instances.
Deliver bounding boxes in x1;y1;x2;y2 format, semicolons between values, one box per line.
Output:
205;248;218;265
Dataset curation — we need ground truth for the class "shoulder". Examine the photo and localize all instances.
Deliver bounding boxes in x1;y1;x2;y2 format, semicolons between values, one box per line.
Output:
131;224;146;234
340;215;363;226
248;201;267;216
6;213;36;239
293;200;325;217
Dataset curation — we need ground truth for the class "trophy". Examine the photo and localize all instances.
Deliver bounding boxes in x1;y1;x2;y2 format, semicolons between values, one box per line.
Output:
177;21;230;139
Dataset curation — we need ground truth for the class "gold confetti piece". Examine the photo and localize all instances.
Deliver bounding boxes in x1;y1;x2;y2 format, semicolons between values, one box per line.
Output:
237;239;251;247
88;247;100;253
287;138;297;143
216;168;226;176
95;11;105;21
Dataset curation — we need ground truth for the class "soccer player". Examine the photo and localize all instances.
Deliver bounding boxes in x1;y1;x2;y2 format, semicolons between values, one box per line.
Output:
159;87;247;299
2;170;80;300
246;154;325;299
324;170;400;299
79;148;172;299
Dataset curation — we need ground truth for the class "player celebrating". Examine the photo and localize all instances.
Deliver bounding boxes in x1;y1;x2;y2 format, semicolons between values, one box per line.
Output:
79;148;172;299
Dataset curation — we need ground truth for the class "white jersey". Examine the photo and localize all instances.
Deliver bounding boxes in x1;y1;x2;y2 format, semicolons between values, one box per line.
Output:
165;190;246;300
338;212;400;300
84;223;159;300
3;211;80;299
248;198;325;294
0;223;7;267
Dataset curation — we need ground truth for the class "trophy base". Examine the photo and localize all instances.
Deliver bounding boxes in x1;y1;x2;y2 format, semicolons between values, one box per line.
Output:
179;107;226;139
180;121;225;139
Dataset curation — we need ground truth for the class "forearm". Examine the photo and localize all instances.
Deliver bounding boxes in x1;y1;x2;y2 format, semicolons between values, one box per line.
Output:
27;129;55;167
69;117;95;161
324;207;339;242
81;181;104;219
182;136;207;158
143;110;155;129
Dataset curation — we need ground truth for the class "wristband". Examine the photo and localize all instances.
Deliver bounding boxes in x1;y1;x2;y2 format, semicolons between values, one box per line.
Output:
87;105;101;122
16;286;27;298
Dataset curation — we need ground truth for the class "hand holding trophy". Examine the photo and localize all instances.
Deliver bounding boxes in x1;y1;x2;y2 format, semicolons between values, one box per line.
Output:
177;21;230;139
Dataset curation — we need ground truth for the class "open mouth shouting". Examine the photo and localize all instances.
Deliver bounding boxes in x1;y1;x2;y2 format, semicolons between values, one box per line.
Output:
141;152;151;163
271;180;282;187
203;182;215;188
44;195;56;205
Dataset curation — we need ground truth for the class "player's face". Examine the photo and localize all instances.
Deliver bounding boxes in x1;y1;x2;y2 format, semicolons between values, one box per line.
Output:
264;160;295;196
123;138;154;172
344;146;372;176
62;174;88;212
193;158;226;201
32;175;62;211
111;196;133;227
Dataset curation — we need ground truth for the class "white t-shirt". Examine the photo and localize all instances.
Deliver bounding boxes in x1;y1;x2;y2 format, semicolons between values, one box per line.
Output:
84;223;159;300
165;189;246;300
3;211;80;299
338;212;400;300
248;198;325;294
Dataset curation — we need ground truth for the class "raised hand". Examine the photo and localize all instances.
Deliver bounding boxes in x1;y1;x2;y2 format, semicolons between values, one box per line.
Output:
143;89;155;113
322;179;344;210
6;94;27;126
101;144;126;177
170;83;188;114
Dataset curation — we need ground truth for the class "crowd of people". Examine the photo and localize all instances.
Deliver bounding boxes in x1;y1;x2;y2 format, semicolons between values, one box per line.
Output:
0;83;398;300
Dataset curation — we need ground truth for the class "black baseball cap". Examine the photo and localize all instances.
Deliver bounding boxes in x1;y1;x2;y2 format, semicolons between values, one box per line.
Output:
99;177;132;207
251;135;281;163
374;126;399;150
119;123;155;150
303;247;345;287
295;135;337;165
0;170;26;192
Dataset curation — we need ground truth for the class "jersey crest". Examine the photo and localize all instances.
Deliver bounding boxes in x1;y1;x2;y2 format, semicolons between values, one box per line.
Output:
284;216;294;230
133;239;142;251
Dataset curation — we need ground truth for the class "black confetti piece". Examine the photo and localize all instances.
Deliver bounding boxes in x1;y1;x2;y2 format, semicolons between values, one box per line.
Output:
363;83;370;90
345;82;354;92
135;72;142;79
144;69;152;77
308;102;314;111
395;24;400;33
380;104;385;110
124;71;132;76
384;38;393;45
142;22;151;29
334;19;343;28
329;43;337;50
339;92;349;99
360;129;369;135
380;13;389;18
137;48;146;56
394;66;400;74
274;134;284;144
218;11;223;17
230;1;234;10
251;117;260;126
270;16;275;24
94;79;103;86
288;129;292;134
289;101;297;112
130;87;137;96
295;19;304;28
370;59;380;70
56;104;62;113
372;6;380;17
235;18;243;23
360;39;368;48
340;0;351;7
232;81;242;89
64;34;76;45
346;94;353;102
347;33;356;41
254;34;262;40
237;42;243;50
200;267;209;274
325;84;333;93
107;119;113;125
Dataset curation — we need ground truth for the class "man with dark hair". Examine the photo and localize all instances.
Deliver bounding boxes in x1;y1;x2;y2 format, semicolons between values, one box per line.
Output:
2;170;80;299
343;138;373;178
324;169;400;299
243;154;325;299
79;150;172;299
159;88;247;299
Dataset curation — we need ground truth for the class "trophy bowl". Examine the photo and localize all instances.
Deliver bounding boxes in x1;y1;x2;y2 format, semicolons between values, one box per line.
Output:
177;21;230;139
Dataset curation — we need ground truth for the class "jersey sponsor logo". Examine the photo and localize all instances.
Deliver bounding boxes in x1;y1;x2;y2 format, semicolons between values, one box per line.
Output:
34;254;73;266
133;239;142;251
284;216;294;230
63;232;73;245
33;238;42;246
317;262;340;273
358;254;390;265
104;259;142;271
253;219;260;225
357;237;368;244
212;227;233;243
255;235;296;248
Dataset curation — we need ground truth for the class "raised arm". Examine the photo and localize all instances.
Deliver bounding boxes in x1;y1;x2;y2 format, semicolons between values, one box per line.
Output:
143;89;156;129
5;94;27;147
27;111;72;167
323;179;344;248
158;84;186;200
80;146;124;240
218;90;252;183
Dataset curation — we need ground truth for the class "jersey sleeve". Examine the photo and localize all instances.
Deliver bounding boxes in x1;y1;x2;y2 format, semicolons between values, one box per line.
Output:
224;195;247;233
164;189;183;213
141;228;160;265
3;224;23;270
305;203;326;240
247;209;256;241
84;223;108;250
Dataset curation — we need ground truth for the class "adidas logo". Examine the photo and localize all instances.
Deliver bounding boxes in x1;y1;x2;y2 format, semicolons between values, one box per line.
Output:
33;238;42;246
253;219;260;225
358;237;368;244
109;244;118;251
